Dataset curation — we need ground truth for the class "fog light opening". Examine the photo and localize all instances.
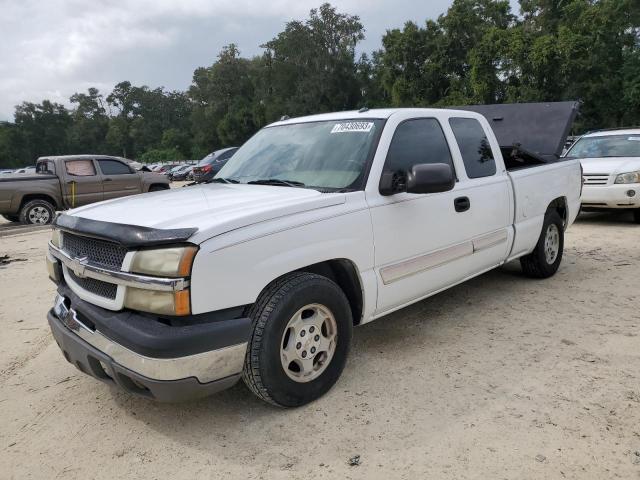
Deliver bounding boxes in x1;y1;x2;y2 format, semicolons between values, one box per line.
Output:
626;189;636;198
99;361;113;380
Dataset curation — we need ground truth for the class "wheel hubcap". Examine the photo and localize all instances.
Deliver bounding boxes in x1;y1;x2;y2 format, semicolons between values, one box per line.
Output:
28;206;50;224
280;303;337;383
544;224;560;264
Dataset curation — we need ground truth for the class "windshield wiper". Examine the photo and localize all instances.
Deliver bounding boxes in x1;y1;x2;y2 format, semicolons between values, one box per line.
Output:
247;179;306;188
206;177;239;184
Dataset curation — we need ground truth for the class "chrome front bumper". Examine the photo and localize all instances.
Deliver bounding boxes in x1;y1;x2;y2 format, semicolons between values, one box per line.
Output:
48;291;249;401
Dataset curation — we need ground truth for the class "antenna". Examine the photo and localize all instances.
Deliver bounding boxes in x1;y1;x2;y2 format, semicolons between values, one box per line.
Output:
358;107;369;113
280;115;290;121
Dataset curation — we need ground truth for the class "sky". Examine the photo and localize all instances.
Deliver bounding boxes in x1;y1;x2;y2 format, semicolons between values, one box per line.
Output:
0;0;520;121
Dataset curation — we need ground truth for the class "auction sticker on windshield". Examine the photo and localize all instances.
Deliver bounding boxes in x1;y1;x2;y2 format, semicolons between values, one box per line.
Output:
331;121;374;133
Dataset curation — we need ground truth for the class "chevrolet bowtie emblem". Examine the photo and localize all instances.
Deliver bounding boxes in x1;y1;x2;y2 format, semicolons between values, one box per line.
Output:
71;256;89;278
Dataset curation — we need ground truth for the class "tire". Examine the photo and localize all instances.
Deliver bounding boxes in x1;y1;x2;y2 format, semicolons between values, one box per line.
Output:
2;214;19;222
19;199;55;225
242;272;353;407
633;209;640;224
520;210;564;278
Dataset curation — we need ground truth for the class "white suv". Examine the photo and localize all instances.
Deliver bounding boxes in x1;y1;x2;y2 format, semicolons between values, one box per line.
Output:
566;128;640;223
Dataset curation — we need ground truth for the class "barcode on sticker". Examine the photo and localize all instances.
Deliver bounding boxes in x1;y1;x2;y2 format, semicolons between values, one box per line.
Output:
331;122;374;133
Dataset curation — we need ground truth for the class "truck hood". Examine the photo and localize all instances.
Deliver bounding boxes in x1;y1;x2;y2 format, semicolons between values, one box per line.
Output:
578;157;640;175
67;184;345;243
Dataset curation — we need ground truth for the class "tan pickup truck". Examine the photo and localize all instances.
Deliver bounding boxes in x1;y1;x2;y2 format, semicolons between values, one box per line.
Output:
0;155;169;224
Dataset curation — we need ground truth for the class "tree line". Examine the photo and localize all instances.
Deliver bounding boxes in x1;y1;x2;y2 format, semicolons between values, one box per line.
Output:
1;0;639;168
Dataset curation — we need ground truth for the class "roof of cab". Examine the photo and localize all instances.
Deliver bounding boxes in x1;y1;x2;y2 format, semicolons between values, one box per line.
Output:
267;108;482;127
37;154;132;162
583;128;640;138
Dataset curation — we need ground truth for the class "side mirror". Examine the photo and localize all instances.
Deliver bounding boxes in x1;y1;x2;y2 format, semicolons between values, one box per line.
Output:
380;163;455;195
406;163;455;194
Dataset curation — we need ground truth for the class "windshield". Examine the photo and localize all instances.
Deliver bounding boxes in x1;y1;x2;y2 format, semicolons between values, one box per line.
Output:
215;119;384;190
567;134;640;158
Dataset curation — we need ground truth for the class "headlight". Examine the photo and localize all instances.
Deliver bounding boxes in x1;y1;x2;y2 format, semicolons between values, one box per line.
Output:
126;246;197;316
51;229;62;247
614;171;640;184
124;288;191;316
130;246;197;277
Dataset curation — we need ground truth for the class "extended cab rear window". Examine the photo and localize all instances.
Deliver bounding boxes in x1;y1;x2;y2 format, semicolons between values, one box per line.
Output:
449;118;496;179
65;160;96;177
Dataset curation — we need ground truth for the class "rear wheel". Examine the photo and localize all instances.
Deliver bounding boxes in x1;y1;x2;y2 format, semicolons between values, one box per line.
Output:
2;214;19;222
19;199;55;225
242;272;353;407
520;210;564;278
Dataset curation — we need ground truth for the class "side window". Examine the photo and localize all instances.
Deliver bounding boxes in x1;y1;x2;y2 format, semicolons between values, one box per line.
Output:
65;160;96;177
449;118;496;178
98;159;133;175
383;118;454;175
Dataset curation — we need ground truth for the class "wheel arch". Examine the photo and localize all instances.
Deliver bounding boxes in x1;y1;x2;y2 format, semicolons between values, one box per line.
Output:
250;259;365;326
148;183;170;192
547;196;568;228
294;259;364;326
20;193;58;210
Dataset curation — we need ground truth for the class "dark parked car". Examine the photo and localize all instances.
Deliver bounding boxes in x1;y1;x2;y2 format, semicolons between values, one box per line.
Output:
170;165;194;181
192;147;238;183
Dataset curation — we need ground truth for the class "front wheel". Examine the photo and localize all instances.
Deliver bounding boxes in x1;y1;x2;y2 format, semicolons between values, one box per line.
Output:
242;272;353;407
520;210;564;278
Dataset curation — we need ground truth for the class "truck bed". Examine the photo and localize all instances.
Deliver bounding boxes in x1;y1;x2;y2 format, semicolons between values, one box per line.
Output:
507;159;582;260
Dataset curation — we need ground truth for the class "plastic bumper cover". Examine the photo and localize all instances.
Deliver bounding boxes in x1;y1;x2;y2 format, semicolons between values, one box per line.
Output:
581;184;639;208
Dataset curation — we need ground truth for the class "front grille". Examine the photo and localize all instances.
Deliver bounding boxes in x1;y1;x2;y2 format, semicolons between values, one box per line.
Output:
66;270;118;300
583;174;610;186
61;232;127;270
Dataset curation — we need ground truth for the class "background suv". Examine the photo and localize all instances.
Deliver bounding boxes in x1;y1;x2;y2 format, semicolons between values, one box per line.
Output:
565;128;640;223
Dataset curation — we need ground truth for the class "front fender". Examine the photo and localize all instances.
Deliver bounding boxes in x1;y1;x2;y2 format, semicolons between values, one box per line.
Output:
190;207;375;315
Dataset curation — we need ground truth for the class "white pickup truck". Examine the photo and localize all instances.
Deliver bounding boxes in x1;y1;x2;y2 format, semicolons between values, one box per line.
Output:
46;102;582;407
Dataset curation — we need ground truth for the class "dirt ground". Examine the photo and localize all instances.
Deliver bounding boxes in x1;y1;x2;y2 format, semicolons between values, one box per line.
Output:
0;211;639;479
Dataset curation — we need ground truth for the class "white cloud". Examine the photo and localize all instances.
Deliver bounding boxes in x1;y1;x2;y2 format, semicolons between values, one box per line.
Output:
0;0;466;120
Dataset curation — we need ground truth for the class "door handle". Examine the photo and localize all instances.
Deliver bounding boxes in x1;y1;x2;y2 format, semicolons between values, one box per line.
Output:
104;178;113;182
454;196;470;212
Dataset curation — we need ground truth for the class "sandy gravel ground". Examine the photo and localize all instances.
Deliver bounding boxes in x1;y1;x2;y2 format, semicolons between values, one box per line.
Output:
0;211;639;479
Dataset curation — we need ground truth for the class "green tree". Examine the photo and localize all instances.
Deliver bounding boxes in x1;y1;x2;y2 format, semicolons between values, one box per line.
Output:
67;87;109;153
189;44;259;153
259;3;365;117
13;100;72;161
